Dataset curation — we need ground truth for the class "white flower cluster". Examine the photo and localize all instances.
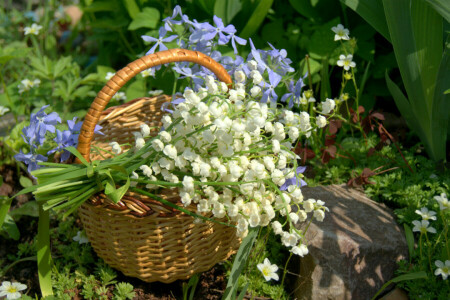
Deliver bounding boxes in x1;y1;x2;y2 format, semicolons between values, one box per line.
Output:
18;78;41;94
122;70;328;255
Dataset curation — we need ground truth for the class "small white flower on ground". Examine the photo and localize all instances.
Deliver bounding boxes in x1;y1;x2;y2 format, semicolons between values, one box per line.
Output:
234;70;246;83
105;72;115;80
415;207;437;221
313;209;325;222
250;86;261;97
316;115;327;128
135;136;145;150
434;260;450;280
272;221;283;235
291;244;309;257
0;281;27;299
24;23;42;35
109;142;122;155
331;24;350;41
337;54;356;71
0;106;9;116
321;98;336;114
73;230;89;244
141;68;155;78
112;92;126;101
257;258;279;281
303;199;316;213
412;220;436;234
434;193;449;211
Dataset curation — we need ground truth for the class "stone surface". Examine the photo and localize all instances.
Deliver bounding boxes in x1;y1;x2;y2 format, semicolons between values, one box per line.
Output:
293;185;408;300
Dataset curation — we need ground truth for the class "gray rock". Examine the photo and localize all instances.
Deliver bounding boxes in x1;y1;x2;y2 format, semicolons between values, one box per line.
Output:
292;185;408;300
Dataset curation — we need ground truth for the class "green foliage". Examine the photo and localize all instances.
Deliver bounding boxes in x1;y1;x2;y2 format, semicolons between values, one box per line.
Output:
113;282;136;300
343;0;449;161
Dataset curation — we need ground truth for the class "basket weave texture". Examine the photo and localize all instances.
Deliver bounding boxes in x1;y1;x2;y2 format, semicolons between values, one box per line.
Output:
76;50;239;283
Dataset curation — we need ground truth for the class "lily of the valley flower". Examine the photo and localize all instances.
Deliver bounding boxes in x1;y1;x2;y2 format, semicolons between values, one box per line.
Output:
257;258;279;281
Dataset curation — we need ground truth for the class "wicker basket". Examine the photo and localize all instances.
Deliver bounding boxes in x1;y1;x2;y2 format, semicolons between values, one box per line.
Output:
75;49;239;283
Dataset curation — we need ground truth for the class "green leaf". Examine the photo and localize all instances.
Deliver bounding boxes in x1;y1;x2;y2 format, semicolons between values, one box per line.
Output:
430;40;450;161
370;271;427;300
123;0;140;19
288;0;321;20
403;223;414;262
385;71;424;142
223;227;258;300
239;0;274;39
37;205;53;296
307;17;341;60
340;0;390;42
128;7;160;30
214;0;242;24
425;0;450;23
0;196;12;231
10;201;39;218
125;78;146;100
383;0;444;161
19;175;33;188
2;214;20;240
320;58;331;101
104;166;130;204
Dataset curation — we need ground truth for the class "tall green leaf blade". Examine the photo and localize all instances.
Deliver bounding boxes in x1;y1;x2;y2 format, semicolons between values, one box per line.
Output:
223;227;258;300
0;197;12;230
425;0;450;23
239;0;274;38
340;0;390;41
383;0;444;161
385;71;426;145
431;41;450;160
403;224;414;262
37;206;53;297
371;271;427;300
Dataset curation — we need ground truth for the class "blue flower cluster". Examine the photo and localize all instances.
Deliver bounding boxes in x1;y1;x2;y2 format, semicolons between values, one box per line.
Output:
15;105;102;173
141;5;305;108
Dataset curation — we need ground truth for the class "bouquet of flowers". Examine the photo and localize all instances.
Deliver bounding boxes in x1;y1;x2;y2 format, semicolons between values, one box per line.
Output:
16;5;332;286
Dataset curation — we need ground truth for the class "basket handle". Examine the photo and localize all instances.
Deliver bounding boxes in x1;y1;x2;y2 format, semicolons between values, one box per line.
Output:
76;49;233;163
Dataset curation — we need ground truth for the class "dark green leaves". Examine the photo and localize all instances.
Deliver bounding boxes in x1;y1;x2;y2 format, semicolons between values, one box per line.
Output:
239;0;274;38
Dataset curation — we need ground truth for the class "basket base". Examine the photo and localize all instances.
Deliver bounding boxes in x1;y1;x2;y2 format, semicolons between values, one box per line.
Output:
78;202;239;283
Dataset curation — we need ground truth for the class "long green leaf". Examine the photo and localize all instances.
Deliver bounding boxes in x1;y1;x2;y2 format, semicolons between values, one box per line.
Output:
37;205;53;297
0;196;12;230
403;223;414;262
131;187;233;227
222;227;258;300
340;0;390;41
425;0;450;23
371;271;427;300
239;0;274;39
385;71;425;141
430;38;450;161
383;0;444;161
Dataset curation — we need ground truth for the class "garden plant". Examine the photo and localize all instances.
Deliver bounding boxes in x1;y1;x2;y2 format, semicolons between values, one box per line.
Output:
0;0;449;299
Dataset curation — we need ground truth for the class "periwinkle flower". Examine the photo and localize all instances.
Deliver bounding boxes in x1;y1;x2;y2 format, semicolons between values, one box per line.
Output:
281;77;305;108
142;27;178;55
260;70;282;103
14;151;48;173
280;166;307;191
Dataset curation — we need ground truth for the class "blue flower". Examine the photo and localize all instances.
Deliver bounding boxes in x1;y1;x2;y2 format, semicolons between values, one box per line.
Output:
281;77;305;108
191;16;236;45
173;63;205;88
14;151;48;173
25;105;61;146
260;70;282;103
163;5;184;31
229;32;247;54
221;55;246;75
280;166;307;191
47;129;73;162
142;27;178;55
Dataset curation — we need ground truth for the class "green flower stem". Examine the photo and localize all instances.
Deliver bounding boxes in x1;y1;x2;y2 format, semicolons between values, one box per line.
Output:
419;233;423;266
424;232;433;273
281;252;293;287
